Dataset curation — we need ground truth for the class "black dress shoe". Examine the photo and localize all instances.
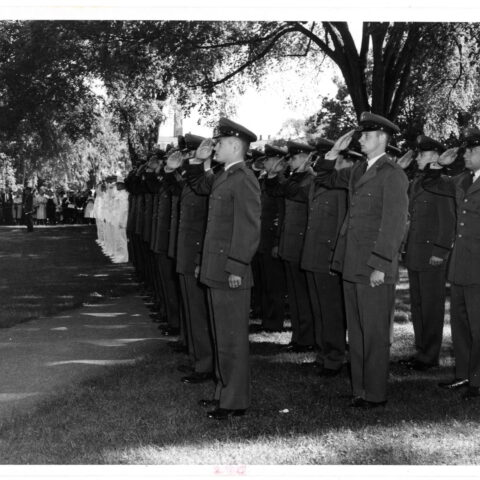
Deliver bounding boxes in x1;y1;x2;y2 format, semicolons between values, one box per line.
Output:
198;398;219;408
181;372;214;384
318;367;342;377
177;364;194;373
462;386;480;400
350;397;387;409
207;408;246;420
406;360;437;371
398;356;416;366
438;378;469;390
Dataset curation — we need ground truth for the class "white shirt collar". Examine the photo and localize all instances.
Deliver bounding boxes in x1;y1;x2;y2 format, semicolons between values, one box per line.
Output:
473;170;480;183
366;153;385;170
224;160;244;171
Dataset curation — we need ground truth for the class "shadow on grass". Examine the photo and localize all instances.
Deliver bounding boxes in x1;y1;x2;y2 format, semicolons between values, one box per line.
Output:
0;226;138;328
1;344;479;465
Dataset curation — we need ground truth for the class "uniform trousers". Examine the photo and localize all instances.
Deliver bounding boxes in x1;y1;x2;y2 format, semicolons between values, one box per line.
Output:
306;271;346;370
450;283;480;387
284;261;315;346
178;274;213;373
156;253;181;329
24;213;34;232
343;280;395;402
257;252;286;331
408;267;446;365
208;287;251;410
96;219;105;245
113;226;129;263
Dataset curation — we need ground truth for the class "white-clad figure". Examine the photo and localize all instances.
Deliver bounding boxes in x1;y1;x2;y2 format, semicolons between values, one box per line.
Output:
93;183;105;247
112;180;129;263
104;177;116;258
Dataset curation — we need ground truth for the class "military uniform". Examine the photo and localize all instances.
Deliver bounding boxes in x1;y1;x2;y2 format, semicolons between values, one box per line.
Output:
187;118;261;415
316;113;409;404
403;136;455;368
266;141;316;350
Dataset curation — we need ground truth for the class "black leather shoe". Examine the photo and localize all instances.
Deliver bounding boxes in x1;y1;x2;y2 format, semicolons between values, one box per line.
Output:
207;408;246;420
462;386;480;400
198;398;219;408
398;356;416;366
181;372;214;384
286;344;315;353
177;364;194;373
318;367;342;378
438;378;469;390
406;360;437;371
350;397;387;409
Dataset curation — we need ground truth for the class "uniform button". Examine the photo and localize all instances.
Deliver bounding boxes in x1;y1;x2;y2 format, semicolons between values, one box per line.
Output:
351;203;355;206
462;210;467;214
299;232;303;236
460;222;464;226
458;234;462;238
464;199;468;202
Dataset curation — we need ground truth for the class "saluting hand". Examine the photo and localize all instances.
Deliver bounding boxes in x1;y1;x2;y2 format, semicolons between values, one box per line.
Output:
438;147;459;166
396;150;415;170
266;158;286;178
370;269;385;287
325;129;356;160
195;138;215;162
165;151;183;171
228;274;242;289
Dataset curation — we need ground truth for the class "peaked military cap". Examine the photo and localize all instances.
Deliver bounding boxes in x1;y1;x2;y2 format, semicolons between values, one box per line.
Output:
264;144;288;157
462;127;480;148
386;144;402;158
356;112;400;136
177;135;186;151
213;117;257;143
310;137;335;153
416;135;445;153
340;149;363;161
247;148;264;161
286;140;315;156
184;133;205;151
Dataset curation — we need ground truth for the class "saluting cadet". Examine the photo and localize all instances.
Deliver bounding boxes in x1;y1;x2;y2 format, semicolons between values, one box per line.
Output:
164;134;214;384
111;179;130;263
186;118;261;420
436;127;480;399
265;141;316;352
253;145;288;332
316;113;409;408
400;135;456;371
303;141;361;376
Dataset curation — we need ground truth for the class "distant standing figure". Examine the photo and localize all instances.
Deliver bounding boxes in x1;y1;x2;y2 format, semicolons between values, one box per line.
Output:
23;187;34;232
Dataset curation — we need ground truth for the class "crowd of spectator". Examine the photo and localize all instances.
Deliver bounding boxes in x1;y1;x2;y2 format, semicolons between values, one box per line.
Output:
0;186;95;226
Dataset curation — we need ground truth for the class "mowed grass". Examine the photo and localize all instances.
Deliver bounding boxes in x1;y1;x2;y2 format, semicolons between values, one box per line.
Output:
0;226;477;465
0;226;137;327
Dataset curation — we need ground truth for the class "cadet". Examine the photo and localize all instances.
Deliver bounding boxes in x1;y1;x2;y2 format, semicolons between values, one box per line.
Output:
265;141;316;352
401;135;455;370
164;134;214;383
187;118;261;420
253;145;288;332
303;141;361;376
316;113;409;408
436;127;480;399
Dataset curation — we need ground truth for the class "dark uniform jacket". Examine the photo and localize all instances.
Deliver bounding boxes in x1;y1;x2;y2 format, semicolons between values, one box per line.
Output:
165;170;209;276
447;172;480;285
187;162;261;290
266;171;314;264
404;172;456;271
258;176;284;254
316;155;409;284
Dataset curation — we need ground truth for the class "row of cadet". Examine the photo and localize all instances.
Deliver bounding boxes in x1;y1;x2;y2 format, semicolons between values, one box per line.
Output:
92;175;130;264
0;186;96;226
110;114;480;418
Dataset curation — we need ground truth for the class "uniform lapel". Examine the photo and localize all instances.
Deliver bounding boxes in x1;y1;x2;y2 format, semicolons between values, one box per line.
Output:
466;173;480;196
213;162;244;190
354;154;389;190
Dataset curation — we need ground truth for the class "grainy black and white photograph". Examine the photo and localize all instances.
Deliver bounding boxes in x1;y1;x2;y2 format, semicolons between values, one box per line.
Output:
0;1;480;476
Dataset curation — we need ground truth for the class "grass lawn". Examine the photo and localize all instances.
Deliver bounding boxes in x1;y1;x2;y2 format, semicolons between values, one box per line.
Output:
0;226;136;328
0;227;478;465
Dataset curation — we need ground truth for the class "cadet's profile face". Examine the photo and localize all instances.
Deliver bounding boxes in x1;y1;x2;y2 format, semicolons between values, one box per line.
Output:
464;146;480;172
359;131;382;156
214;137;234;163
416;150;438;170
289;152;308;171
264;156;282;171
